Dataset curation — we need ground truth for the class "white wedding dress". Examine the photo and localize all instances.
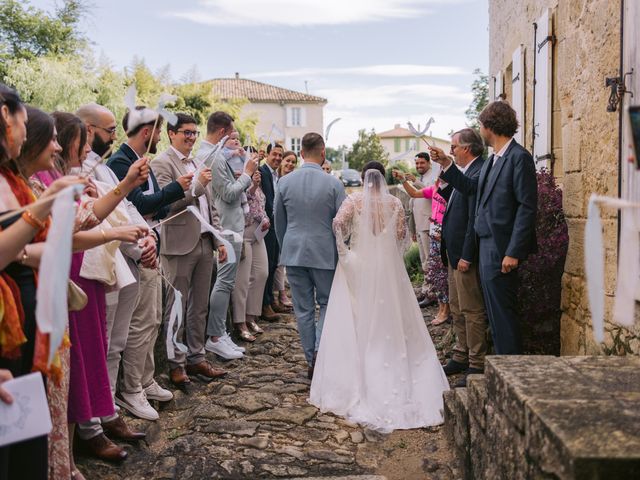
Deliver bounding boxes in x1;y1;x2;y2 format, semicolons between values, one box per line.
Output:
309;169;450;432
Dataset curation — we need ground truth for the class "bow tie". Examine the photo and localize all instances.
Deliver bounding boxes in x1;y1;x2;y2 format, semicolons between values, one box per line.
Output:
181;157;194;165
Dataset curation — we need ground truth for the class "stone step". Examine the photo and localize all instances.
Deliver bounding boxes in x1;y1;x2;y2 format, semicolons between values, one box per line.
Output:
447;355;640;479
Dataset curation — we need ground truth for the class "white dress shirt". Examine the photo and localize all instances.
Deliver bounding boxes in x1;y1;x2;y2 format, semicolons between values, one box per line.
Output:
171;146;210;233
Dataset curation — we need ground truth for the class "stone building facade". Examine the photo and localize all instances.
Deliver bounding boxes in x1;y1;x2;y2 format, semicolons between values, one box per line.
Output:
488;0;640;354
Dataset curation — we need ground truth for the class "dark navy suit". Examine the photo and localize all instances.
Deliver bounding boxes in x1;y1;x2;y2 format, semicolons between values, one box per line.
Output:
441;140;537;354
260;163;279;306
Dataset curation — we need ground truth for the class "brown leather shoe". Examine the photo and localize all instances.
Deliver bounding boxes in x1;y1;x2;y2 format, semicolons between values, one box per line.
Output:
261;305;281;322
103;415;146;442
169;366;191;387
186;361;227;382
82;433;128;462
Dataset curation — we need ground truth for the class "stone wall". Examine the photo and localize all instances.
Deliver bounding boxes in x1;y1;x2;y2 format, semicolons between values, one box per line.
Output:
489;0;639;354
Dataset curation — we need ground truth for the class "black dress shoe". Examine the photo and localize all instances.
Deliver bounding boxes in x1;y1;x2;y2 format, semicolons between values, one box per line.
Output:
418;297;437;308
442;359;469;376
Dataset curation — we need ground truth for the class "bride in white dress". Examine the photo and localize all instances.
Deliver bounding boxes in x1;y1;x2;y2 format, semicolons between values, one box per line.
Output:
309;163;449;432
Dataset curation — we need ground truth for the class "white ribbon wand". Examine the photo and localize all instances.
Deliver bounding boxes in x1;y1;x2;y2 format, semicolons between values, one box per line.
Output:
157;267;187;360
35;185;84;365
407;117;435;148
585;194;640;344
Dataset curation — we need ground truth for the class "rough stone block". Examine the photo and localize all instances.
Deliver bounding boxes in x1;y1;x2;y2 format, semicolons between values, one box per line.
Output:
443;389;470;473
467;375;488;431
525;398;640;480
485;356;612;431
469;413;487;480
484;399;528;480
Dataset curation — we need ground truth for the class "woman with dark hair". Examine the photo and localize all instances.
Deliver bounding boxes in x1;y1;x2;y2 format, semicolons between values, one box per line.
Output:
272;150;298;310
310;160;449;431
28;110;150;479
397;170;452;325
0;88;88;480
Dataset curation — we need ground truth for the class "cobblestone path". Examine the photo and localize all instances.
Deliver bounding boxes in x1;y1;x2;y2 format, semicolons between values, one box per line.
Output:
78;305;460;480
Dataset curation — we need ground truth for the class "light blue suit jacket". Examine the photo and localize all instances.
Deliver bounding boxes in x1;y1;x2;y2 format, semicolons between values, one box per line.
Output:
275;163;346;270
202;141;252;234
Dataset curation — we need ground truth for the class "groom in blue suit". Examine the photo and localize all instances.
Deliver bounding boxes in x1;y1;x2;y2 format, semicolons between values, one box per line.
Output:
275;133;346;378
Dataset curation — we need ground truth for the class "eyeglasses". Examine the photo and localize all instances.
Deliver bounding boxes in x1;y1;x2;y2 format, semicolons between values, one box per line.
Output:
450;144;469;152
177;129;200;138
91;124;117;135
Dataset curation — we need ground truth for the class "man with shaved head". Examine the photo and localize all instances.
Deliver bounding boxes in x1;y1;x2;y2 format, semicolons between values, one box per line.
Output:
73;103;154;461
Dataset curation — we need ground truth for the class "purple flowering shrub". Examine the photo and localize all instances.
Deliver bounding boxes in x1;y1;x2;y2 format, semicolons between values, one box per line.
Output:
517;168;569;354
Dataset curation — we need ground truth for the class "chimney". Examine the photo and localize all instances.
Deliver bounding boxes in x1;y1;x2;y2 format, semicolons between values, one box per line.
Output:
394;123;401;129
235;72;240;79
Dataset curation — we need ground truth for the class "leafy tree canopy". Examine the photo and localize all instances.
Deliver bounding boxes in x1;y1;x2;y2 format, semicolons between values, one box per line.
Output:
346;129;389;172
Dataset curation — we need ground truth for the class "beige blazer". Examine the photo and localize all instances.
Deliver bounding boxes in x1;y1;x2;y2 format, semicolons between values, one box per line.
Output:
152;147;220;256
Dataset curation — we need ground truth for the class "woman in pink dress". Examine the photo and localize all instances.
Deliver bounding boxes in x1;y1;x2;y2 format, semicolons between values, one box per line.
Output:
398;174;453;325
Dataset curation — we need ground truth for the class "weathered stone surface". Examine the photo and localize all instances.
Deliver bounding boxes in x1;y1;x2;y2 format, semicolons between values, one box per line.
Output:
307;449;354;464
247;405;317;425
215;391;280;413
202;419;259;436
350;431;364;444
466;376;487;431
238;436;270;449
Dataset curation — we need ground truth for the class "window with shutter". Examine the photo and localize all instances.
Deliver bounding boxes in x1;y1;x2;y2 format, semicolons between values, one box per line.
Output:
394;138;401;152
533;8;553;170
299;107;306;127
511;45;525;145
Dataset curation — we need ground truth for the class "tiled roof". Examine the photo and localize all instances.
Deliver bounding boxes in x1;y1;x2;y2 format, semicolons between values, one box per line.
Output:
378;126;415;138
206;77;327;104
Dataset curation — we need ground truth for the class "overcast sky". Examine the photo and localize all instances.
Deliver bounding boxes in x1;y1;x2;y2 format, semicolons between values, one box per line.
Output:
31;0;488;147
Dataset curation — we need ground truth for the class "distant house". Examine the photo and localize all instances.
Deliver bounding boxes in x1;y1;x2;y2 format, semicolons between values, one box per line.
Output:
209;73;327;154
377;124;450;166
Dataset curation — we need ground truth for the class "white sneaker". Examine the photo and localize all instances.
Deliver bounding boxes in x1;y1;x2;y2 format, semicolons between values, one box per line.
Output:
222;333;246;353
144;380;173;402
205;337;244;360
115;391;159;421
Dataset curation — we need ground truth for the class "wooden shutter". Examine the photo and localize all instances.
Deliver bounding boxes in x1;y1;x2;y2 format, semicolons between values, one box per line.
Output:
285;107;293;127
512;45;525;145
494;71;504;100
620;0;640;298
299;107;307;127
533;8;553;169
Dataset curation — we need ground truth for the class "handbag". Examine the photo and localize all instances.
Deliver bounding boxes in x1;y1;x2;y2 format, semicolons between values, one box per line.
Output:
68;280;88;312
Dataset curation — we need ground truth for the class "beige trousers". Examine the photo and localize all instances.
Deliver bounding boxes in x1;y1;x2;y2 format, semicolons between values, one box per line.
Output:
120;267;162;393
448;262;488;370
417;230;431;294
161;236;214;369
232;223;269;323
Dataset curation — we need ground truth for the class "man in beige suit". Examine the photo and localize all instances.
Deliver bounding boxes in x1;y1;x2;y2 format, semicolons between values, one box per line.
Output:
152;113;227;387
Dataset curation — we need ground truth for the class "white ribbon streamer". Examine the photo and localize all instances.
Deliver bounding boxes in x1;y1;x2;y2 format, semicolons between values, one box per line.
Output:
35;185;82;365
165;286;187;360
585;194;640;344
585;197;605;343
185;206;242;264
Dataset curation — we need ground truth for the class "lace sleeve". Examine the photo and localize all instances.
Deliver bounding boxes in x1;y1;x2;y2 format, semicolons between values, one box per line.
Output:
333;195;356;256
74;197;101;232
394;198;411;254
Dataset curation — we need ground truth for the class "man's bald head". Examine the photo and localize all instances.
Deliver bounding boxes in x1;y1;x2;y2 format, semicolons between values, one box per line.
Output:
76;103;115;126
76;103;117;156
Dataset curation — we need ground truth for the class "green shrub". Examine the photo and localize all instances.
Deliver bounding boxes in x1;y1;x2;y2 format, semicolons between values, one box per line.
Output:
404;242;422;283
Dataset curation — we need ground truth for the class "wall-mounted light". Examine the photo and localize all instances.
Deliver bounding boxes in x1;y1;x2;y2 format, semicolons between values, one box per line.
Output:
606;69;634;112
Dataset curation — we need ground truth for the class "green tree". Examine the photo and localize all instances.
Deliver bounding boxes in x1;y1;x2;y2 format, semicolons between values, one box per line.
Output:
346;129;389;172
0;0;88;77
465;68;489;129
